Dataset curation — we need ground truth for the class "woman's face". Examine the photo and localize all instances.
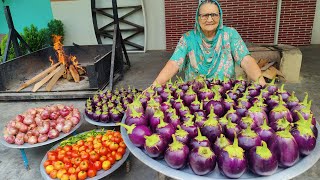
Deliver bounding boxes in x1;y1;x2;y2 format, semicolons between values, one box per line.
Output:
198;3;220;33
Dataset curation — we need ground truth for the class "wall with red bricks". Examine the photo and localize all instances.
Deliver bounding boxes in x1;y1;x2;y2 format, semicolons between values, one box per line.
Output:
164;0;317;51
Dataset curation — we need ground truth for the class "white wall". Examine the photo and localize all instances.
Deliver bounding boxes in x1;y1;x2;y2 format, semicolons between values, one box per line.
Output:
51;0;166;50
311;0;320;44
51;0;98;45
143;0;166;50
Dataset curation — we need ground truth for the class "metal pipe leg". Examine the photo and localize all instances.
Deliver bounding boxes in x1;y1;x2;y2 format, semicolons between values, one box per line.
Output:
19;149;30;170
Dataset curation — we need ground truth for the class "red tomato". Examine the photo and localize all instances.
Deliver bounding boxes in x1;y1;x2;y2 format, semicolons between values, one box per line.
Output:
114;137;122;144
63;145;72;152
69;173;77;180
109;143;119;151
57;152;65;161
89;152;100;162
77;140;85;146
96;134;102;140
71;150;79;158
43;160;52;167
115;152;123;161
107;156;116;165
63;156;71;164
79;160;89;171
99;147;108;156
93;161;102;171
113;131;121;137
117;147;126;155
78;146;86;152
48;153;57;161
119;141;126;148
81;152;89;160
99;155;107;162
68;167;76;174
87;168;97;178
64;162;73;169
102;160;111;170
78;171;87;180
74;157;82;166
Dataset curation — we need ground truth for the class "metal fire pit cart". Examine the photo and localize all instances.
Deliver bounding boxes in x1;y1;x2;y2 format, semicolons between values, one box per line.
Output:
0;0;130;101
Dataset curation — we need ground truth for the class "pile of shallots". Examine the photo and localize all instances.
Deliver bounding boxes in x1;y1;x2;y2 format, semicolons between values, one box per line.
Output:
3;104;81;145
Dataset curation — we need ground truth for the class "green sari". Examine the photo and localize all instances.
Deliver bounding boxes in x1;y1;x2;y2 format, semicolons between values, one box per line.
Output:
170;0;250;81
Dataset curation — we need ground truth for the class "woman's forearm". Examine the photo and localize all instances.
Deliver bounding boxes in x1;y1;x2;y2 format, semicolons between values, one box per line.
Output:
153;60;179;85
241;55;266;86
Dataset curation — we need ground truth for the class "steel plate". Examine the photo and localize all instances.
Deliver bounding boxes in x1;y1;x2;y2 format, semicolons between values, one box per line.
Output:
40;130;130;180
83;113;120;127
120;116;320;180
0;118;83;149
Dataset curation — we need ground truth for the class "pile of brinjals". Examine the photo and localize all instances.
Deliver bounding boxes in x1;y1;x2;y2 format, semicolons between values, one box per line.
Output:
120;76;317;178
85;87;141;123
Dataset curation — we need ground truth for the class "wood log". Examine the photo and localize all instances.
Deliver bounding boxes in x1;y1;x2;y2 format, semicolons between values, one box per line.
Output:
257;59;269;68
32;65;64;92
262;66;277;80
69;65;80;82
45;65;66;91
16;62;61;91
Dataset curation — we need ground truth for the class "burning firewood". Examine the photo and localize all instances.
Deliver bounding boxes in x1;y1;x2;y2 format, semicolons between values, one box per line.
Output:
45;64;66;91
69;65;80;83
16;35;86;92
32;65;64;92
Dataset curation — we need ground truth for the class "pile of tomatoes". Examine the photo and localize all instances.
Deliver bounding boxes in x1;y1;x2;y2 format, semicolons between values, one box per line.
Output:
43;130;126;180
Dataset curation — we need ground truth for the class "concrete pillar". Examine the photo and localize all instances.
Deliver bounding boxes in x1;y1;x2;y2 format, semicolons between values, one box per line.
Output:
278;44;302;83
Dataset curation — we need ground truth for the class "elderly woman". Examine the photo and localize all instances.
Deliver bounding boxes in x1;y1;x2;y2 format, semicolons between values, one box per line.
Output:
152;0;265;86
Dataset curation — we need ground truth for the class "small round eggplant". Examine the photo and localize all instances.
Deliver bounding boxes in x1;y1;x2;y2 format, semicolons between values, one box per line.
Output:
189;146;216;176
238;126;262;151
269;96;293;123
183;86;197;106
266;78;278;94
175;125;190;145
254;118;275;143
248;141;278;176
144;134;168;158
189;96;201;113
247;103;268;126
291;121;316;156
225;106;241;124
125;106;147;126
225;118;241;141
164;135;190;169
200;112;222;143
277;84;290;102
181;117;198;139
189;128;211;150
205;94;225;118
218;134;247;179
155;117;175;142
238;116;257;130
198;84;214;101
149;109;165;132
118;123;152;148
269;127;299;167
212;134;231;156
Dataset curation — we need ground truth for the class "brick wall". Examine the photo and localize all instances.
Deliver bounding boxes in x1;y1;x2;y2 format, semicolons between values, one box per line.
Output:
165;0;317;51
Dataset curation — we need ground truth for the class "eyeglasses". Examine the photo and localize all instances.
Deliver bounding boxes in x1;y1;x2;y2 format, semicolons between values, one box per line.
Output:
198;13;219;20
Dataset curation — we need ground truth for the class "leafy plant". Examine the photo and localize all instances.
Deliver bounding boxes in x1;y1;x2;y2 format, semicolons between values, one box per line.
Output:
0;35;15;62
47;19;64;45
0;19;64;63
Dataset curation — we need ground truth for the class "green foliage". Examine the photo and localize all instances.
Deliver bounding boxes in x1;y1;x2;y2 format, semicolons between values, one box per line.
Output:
47;19;64;45
0;19;64;63
21;24;50;53
0;35;15;62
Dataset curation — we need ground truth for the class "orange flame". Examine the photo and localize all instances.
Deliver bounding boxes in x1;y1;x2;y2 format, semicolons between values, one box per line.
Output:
49;35;86;76
52;35;66;65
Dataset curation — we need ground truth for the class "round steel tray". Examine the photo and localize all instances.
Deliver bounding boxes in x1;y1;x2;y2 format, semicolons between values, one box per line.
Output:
120;116;320;180
40;130;130;180
83;113;120;127
0;118;83;149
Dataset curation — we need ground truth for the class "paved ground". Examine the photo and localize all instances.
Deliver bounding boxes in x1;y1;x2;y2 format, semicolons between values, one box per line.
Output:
0;45;320;180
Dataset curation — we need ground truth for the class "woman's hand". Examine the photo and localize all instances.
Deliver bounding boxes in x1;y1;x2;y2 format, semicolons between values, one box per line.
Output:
241;55;266;86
